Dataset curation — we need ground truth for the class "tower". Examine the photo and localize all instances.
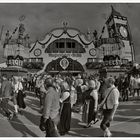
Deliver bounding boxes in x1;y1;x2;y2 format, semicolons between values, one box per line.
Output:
105;5;135;62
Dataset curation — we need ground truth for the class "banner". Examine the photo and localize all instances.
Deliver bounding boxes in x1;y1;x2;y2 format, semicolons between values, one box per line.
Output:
96;38;119;47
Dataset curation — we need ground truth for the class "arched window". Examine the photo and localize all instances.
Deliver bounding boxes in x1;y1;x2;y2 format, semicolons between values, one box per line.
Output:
45;38;86;53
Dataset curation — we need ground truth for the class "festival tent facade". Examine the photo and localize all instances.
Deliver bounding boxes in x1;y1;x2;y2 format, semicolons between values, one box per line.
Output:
0;6;136;77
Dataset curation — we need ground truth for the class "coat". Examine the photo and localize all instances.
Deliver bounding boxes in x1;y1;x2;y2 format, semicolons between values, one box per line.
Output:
1;79;13;98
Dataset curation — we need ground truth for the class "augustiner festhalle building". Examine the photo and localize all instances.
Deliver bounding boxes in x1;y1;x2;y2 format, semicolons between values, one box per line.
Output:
3;6;135;77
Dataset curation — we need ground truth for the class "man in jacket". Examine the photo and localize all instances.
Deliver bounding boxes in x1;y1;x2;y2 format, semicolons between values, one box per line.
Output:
41;77;60;137
0;74;13;119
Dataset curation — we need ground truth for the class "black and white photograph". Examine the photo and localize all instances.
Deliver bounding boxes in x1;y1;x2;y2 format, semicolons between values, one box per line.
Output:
0;2;139;137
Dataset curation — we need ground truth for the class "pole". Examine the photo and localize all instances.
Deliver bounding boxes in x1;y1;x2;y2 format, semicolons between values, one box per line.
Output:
0;25;4;40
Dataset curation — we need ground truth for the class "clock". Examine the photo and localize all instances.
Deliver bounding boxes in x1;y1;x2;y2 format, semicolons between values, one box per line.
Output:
89;48;96;57
34;49;42;56
119;26;128;38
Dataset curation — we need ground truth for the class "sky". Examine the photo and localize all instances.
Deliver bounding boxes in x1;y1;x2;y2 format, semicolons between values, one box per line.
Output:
0;3;140;63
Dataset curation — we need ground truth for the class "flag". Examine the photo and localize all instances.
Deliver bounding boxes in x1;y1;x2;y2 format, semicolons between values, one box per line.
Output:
12;27;18;34
101;26;105;33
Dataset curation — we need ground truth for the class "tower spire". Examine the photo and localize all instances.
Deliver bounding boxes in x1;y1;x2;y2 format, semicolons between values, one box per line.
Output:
111;5;122;17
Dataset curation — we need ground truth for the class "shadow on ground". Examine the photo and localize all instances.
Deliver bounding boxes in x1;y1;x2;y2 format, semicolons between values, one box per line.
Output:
68;127;103;137
112;131;140;137
8;117;38;137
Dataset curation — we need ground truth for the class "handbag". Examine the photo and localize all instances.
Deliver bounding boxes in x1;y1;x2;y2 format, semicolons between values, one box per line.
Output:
45;118;56;137
39;116;56;137
39;116;46;131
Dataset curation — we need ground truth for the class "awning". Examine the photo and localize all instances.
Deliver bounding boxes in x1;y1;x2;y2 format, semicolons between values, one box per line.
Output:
0;66;28;77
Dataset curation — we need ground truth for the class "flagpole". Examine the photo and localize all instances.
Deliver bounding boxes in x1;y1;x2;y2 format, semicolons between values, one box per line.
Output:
0;25;4;40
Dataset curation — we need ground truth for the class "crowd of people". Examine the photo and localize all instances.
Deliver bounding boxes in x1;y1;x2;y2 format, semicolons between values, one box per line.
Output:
0;72;140;137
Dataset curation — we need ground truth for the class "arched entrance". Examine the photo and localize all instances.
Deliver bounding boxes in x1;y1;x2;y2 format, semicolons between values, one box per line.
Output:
45;56;84;76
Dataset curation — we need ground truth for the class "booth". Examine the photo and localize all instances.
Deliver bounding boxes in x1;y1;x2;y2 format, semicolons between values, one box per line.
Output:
0;55;28;78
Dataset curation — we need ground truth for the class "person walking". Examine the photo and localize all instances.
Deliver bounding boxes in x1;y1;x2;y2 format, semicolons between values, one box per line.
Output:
41;77;60;137
59;81;71;136
84;77;99;128
15;77;26;114
0;74;13;119
11;77;19;117
99;77;120;137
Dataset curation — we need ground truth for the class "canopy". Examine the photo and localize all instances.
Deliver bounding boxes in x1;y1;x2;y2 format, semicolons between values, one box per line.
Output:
0;66;28;78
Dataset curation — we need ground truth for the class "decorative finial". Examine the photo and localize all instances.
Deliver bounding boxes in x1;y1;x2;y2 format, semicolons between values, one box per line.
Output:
63;21;68;27
87;28;91;35
19;15;25;22
62;21;68;33
93;30;98;40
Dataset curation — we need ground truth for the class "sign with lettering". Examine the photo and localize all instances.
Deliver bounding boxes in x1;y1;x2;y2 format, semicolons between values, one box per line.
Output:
96;38;119;47
103;59;128;66
48;53;82;58
6;56;23;67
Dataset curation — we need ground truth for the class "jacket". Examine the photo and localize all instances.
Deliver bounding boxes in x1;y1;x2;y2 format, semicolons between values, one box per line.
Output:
1;79;13;98
43;87;60;119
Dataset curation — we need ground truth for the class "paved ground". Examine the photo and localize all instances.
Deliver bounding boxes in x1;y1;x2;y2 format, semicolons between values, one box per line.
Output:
0;91;140;137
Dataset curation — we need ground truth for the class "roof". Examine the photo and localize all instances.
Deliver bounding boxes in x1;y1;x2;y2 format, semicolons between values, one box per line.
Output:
106;5;123;25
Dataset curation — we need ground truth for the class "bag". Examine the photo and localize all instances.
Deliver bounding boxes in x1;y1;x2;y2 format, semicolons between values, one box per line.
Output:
11;90;15;96
83;88;93;100
96;106;104;120
22;91;26;98
39;116;56;137
45;118;56;137
39;116;46;131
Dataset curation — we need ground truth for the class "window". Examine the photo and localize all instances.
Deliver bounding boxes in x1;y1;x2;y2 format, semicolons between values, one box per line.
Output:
67;42;71;48
87;58;93;63
72;42;75;48
31;58;36;62
38;58;43;62
56;42;59;48
24;58;29;62
46;38;85;53
59;42;64;48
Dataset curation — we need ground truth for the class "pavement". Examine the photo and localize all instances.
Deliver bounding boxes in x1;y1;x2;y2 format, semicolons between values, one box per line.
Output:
0;91;140;137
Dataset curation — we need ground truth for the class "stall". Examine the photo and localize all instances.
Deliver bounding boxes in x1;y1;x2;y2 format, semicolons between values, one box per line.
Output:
0;66;28;78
